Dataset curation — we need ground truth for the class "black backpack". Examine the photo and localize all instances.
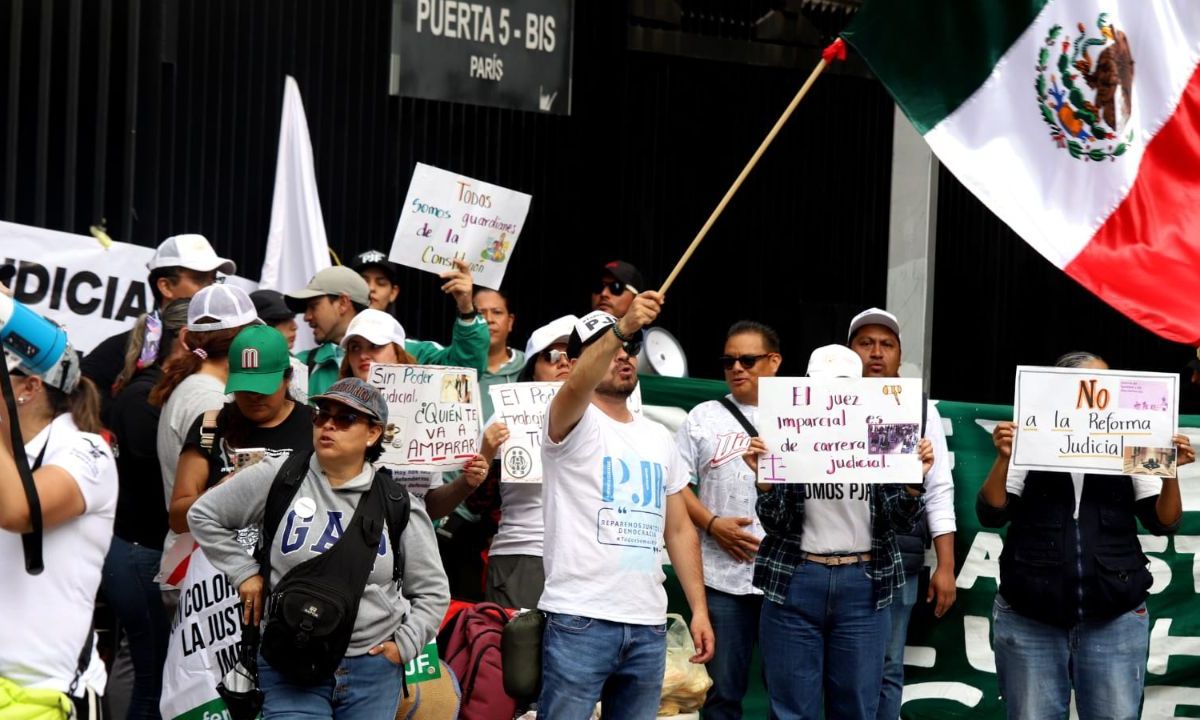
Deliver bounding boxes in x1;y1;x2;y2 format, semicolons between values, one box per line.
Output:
256;451;411;684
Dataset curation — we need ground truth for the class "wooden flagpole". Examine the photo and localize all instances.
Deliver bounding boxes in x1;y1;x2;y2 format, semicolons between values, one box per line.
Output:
657;39;846;294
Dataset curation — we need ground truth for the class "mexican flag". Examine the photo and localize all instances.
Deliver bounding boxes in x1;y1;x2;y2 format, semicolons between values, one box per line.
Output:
843;1;1200;343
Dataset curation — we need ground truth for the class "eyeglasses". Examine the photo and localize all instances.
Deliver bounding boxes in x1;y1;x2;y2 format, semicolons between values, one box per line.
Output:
719;354;770;370
539;349;570;365
312;407;368;430
595;280;635;296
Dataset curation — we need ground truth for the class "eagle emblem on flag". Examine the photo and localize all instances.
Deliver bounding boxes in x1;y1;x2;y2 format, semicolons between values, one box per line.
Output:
1035;13;1135;162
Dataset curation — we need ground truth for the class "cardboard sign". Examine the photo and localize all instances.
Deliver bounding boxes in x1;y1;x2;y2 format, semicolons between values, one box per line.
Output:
368;363;482;472
1012;366;1179;476
757;377;924;484
488;381;560;482
389;163;532;289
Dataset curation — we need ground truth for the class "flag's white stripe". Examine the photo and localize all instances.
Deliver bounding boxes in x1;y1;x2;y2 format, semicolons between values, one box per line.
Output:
923;0;1200;269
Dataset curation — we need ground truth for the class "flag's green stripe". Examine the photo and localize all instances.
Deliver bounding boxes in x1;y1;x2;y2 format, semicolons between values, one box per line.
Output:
842;0;1050;134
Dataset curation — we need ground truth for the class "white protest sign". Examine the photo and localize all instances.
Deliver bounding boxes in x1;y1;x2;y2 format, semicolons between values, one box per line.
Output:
0;220;257;353
160;549;244;720
1012;366;1179;476
758;376;924;483
488;381;561;483
389;163;532;289
368;363;482;472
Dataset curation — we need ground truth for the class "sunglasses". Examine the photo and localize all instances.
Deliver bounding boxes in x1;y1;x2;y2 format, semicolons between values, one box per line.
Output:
595;280;635;296
312;407;369;430
719;354;770;370
539;349;570;365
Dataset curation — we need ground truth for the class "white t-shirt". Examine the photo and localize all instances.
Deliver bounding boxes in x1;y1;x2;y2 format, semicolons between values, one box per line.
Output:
156;372;226;557
490;482;544;557
539;404;689;625
1006;467;1162;519
0;413;117;693
675;396;763;596
800;483;874;554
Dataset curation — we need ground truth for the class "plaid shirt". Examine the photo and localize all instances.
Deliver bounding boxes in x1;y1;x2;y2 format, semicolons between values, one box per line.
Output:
753;484;924;610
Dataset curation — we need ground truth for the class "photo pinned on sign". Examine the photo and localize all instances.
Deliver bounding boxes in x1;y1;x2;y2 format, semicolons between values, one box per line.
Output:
1122;445;1177;478
867;423;919;455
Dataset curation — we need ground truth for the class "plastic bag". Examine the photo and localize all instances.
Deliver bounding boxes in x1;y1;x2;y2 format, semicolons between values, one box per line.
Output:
658;614;712;715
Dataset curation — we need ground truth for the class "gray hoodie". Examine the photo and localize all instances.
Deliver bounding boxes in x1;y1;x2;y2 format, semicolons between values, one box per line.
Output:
188;454;449;661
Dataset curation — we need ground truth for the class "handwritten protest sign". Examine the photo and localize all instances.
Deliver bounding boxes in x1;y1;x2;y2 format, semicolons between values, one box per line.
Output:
389;163;532;289
367;363;482;472
757;377;924;483
488;381;561;482
1011;366;1179;476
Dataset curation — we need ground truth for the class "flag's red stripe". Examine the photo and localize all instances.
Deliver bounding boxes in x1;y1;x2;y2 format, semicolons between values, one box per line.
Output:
1065;61;1200;345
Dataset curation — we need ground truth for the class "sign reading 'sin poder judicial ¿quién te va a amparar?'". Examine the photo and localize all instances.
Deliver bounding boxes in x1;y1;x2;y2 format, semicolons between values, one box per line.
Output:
757;377;925;484
367;363;482;473
1011;365;1179;477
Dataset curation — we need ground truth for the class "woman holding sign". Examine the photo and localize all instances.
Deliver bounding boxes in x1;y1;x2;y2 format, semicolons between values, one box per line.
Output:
979;351;1194;720
337;309;493;519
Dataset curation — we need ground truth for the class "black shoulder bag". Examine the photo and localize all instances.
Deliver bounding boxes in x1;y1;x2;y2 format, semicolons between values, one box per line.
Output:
256;452;410;685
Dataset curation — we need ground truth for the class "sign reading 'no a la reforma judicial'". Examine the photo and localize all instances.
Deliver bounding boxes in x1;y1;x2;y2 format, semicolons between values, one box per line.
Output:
390;0;574;114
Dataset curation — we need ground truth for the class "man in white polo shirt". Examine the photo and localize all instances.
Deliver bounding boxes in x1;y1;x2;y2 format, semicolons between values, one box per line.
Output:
538;293;714;718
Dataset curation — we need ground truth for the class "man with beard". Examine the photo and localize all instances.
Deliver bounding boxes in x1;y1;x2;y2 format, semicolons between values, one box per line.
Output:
538;300;714;718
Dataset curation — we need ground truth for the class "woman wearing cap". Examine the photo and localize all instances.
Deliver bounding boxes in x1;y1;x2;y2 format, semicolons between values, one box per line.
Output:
0;342;115;713
168;326;312;534
979;352;1194;720
467;315;577;609
101;296;189;719
151;284;262;555
188;377;449;718
336;309;492;520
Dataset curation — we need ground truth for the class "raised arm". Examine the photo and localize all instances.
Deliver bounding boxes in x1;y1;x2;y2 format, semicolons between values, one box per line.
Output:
547;292;662;443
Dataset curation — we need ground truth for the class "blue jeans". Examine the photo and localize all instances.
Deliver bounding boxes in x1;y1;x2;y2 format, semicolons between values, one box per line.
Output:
258;651;404;719
101;537;169;720
539;612;668;720
759;560;890;720
993;594;1150;720
703;588;762;720
877;570;919;720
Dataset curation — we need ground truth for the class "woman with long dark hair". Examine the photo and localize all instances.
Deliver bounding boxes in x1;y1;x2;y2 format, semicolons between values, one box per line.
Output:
0;339;114;715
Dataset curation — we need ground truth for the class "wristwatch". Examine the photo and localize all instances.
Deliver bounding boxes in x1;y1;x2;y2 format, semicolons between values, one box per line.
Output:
458;306;478;320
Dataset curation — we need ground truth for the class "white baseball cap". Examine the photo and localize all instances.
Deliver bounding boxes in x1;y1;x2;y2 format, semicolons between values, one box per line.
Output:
340;309;407;349
522;315;579;369
847;307;901;344
186;285;260;331
147;234;236;274
806;344;863;378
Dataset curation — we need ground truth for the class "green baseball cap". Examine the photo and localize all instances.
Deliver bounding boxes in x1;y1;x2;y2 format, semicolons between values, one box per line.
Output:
226;325;291;395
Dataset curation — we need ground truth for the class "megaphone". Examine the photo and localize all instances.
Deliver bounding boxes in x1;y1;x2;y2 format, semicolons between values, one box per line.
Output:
0;293;69;375
639;327;688;378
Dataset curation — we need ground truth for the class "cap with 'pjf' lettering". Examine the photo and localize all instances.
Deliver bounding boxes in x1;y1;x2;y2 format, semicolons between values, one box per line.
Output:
226;325;291;395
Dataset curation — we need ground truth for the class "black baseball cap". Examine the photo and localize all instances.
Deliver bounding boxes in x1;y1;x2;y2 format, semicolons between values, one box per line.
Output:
353;249;402;285
600;260;644;293
249;290;295;324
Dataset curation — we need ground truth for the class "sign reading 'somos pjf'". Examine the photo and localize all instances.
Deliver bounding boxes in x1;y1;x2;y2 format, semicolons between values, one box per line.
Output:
390;0;574;115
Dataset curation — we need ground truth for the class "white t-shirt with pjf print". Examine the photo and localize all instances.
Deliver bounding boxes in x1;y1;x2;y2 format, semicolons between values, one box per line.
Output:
539;403;690;626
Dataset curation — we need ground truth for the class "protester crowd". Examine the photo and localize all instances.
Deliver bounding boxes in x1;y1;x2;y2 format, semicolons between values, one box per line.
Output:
0;233;1194;720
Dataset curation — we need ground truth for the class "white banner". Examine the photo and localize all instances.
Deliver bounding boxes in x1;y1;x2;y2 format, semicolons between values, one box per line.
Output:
0;220;257;354
389;163;532;289
758;376;924;484
160;548;244;720
368;363;482;472
488;381;560;483
1012;365;1180;476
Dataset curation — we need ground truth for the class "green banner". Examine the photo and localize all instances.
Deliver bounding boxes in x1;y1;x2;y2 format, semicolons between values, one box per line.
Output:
403;642;442;685
643;379;1200;717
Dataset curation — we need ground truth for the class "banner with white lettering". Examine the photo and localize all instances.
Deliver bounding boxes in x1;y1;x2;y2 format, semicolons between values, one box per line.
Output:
160;548;244;720
389;163;532;289
757;376;924;483
488;381;559;482
368;363;482;472
390;0;575;114
1012;366;1179;476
